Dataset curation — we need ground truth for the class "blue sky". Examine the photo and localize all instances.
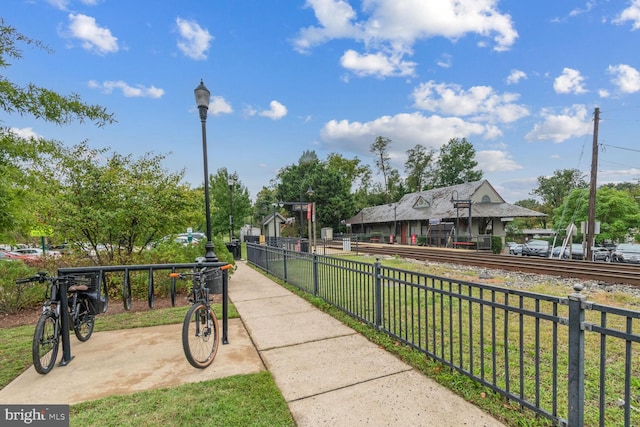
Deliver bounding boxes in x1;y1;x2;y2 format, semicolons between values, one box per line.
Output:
4;0;640;204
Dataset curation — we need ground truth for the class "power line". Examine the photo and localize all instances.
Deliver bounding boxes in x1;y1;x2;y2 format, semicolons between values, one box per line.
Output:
601;143;640;153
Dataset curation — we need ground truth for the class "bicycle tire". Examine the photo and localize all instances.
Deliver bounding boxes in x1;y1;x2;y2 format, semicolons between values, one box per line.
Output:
32;311;59;374
73;296;94;342
182;302;219;369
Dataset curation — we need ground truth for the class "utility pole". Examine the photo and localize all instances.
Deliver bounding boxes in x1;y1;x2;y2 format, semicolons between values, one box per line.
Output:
586;107;599;262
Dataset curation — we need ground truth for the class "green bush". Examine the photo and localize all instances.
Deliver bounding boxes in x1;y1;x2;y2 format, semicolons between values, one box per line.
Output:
0;238;236;311
0;261;43;314
491;236;503;254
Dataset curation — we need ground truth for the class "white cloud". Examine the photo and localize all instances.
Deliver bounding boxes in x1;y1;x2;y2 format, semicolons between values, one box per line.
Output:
525;104;592;143
294;0;518;77
506;69;527;85
47;0;70;10
320;112;496;165
436;53;452;68
598;89;610;98
553;68;587;94
67;13;118;54
607;64;640;93
48;0;99;10
569;2;595;17
340;49;416;77
293;0;361;52
208;96;233;115
475;150;522;172
613;0;640;30
411;81;529;124
9;127;41;139
88;80;164;98
176;18;213;60
259;101;288;120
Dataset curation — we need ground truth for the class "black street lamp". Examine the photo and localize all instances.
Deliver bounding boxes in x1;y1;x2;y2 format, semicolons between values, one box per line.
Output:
194;80;217;261
228;176;235;242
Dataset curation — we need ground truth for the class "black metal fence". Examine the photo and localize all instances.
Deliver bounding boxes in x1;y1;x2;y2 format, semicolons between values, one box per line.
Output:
247;242;640;427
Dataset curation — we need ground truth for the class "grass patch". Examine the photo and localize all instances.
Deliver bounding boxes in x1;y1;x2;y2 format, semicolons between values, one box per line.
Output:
69;371;294;427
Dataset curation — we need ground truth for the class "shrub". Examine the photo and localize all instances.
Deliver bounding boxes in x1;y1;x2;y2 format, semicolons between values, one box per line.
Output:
491;236;503;254
0;261;44;314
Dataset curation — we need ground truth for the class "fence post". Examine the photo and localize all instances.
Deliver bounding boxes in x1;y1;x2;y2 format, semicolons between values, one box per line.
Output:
283;247;288;282
567;283;586;427
374;258;382;329
265;244;270;274
312;251;319;296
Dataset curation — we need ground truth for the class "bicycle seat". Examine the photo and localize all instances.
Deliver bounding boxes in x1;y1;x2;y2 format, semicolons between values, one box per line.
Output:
68;284;89;292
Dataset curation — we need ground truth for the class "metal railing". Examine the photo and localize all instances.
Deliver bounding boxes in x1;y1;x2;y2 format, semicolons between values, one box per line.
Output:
247;242;640;426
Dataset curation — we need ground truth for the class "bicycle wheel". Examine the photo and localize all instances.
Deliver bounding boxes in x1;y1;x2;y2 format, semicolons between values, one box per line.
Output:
32;311;59;374
182;302;219;368
73;295;94;342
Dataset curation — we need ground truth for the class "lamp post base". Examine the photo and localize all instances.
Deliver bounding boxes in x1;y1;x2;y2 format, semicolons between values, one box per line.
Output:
204;241;218;262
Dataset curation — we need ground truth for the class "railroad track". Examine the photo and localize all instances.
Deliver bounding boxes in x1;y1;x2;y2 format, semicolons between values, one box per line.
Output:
324;241;640;287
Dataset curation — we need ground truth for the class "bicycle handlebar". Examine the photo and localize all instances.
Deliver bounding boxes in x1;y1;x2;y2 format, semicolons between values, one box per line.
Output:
14;271;48;284
169;263;233;279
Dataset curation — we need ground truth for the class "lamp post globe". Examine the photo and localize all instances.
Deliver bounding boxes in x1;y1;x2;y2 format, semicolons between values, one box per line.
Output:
194;79;217;262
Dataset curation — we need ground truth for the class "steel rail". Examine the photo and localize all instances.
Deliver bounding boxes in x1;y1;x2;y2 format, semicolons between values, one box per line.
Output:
326;242;640;287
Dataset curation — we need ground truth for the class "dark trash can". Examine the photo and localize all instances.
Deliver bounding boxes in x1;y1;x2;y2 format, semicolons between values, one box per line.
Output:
225;241;241;260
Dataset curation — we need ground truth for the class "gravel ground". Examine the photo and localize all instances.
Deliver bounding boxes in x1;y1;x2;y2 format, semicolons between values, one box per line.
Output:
370;253;640;302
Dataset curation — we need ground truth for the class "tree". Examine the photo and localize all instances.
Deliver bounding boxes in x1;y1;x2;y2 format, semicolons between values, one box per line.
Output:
405;144;435;192
210;168;252;239
370;136;397;201
552;187;640;243
276;152;356;235
0;20;114;238
434;138;483;187
50;143;188;264
531;168;588;228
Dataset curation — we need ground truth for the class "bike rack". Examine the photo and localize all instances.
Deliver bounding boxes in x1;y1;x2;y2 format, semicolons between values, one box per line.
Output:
57;261;231;367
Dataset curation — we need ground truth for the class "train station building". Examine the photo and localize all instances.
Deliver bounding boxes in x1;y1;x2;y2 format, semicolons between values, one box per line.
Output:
344;180;545;248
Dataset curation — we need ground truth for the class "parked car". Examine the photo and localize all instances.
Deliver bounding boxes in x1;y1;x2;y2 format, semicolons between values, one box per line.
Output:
613;243;640;264
551;244;585;260
12;247;61;258
506;242;523;255
1;250;39;262
522;239;551;257
591;247;611;262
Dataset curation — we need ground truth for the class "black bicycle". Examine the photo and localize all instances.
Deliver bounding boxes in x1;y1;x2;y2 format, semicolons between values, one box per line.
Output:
15;272;104;374
169;264;231;368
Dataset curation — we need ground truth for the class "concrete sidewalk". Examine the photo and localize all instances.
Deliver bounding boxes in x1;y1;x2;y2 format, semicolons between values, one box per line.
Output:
230;262;505;426
0;261;506;426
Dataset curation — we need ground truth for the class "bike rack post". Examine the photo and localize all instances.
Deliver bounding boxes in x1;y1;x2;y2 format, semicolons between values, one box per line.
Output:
222;268;229;345
58;280;74;366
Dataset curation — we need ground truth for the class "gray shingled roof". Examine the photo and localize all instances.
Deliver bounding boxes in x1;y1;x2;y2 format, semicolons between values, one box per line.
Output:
345;180;545;225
